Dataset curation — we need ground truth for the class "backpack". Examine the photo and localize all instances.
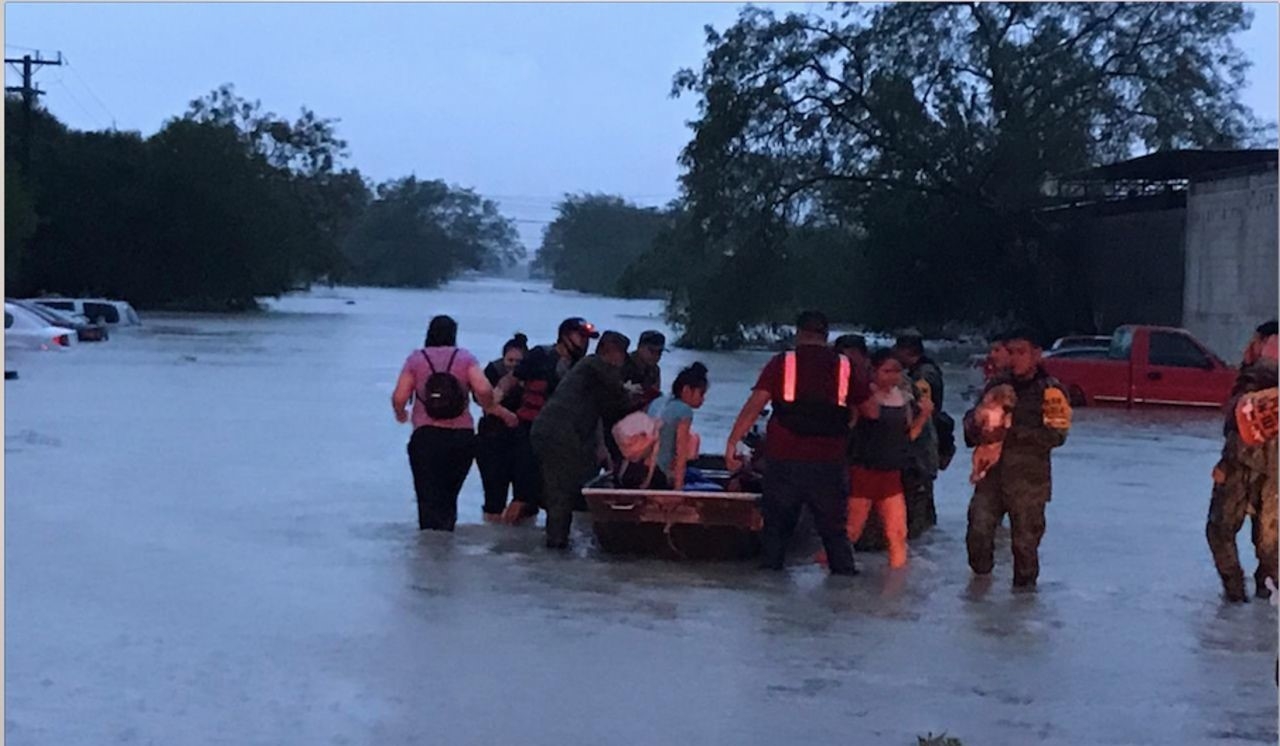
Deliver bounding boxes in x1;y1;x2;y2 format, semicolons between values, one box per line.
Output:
935;410;957;470
419;349;468;420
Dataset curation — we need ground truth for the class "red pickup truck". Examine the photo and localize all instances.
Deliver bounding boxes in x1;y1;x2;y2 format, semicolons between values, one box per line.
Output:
1042;325;1236;408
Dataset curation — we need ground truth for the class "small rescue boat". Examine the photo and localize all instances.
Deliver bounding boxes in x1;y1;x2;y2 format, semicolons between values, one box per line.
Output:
581;456;763;560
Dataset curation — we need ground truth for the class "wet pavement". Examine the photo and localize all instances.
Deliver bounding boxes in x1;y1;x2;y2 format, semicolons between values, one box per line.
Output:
4;279;1276;744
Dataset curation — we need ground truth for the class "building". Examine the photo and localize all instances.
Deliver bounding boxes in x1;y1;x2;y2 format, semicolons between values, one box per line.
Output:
1183;163;1279;358
1044;149;1278;357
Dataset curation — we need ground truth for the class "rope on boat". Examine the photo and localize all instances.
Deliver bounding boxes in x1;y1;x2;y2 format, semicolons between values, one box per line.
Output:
661;502;688;559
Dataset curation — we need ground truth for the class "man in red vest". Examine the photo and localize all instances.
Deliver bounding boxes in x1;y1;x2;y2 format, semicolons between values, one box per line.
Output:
725;310;872;575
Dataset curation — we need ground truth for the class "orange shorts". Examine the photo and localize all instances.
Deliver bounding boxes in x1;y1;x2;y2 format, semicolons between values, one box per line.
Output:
849;466;904;501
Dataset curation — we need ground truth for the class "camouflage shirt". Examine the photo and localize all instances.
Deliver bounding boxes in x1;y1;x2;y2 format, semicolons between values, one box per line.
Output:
964;366;1071;498
906;358;944;477
533;354;632;444
1222;361;1278;473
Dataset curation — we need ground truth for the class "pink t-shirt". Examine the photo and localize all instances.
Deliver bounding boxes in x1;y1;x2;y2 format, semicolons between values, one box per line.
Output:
401;346;479;430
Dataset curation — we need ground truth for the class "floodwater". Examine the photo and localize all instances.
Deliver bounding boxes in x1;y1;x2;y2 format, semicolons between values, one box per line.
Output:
4;278;1276;745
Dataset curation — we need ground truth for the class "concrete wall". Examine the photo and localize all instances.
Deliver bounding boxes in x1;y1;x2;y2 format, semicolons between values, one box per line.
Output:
1183;167;1280;359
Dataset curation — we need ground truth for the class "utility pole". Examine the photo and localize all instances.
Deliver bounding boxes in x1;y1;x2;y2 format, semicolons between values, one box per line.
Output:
5;51;63;171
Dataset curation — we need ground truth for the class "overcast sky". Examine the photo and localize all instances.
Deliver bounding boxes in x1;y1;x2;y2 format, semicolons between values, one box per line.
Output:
5;2;1278;250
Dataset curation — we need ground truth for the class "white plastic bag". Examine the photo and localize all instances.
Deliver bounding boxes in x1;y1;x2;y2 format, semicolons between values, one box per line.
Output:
612;411;661;463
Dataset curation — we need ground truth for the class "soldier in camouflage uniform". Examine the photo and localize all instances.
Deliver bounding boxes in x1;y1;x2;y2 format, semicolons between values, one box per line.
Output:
530;331;633;550
963;329;1071;590
1206;320;1278;603
894;333;946;538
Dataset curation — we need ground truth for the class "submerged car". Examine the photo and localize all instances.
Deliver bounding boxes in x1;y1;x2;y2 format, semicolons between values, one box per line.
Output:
9;299;109;342
4;302;76;351
31;297;141;326
1043;325;1234;408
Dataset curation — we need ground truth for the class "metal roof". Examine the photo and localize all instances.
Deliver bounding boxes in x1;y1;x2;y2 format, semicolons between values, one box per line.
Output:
1071;149;1278;182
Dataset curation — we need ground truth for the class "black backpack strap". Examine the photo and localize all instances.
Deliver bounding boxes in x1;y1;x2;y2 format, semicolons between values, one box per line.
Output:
421;348;461;374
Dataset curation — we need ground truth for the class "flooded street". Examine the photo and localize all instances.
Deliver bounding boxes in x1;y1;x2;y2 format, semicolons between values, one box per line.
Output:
5;278;1276;745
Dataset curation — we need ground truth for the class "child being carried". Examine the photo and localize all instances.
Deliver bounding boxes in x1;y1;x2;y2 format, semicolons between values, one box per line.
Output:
970;384;1016;484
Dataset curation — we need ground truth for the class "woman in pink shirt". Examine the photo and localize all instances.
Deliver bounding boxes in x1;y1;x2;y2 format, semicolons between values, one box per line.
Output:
392;315;514;531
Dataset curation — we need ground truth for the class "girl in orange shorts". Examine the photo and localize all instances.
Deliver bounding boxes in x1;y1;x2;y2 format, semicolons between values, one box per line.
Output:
845;349;933;568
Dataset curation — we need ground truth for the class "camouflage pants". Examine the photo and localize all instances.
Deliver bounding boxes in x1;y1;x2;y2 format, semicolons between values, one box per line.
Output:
966;482;1048;586
1206;448;1278;601
530;423;597;548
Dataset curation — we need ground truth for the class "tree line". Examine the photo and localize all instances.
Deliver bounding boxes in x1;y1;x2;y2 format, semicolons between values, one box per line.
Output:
535;2;1273;348
4;84;524;309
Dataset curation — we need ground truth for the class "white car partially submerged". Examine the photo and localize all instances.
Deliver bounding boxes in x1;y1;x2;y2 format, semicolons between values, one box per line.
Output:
31;297;141;326
4;302;77;351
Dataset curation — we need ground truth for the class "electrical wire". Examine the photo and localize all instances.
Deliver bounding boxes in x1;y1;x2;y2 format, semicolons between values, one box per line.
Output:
64;60;117;128
49;76;108;130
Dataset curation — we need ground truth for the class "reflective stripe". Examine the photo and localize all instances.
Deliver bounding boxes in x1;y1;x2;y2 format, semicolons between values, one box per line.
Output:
836;356;850;406
784;351;849;404
782;351;797;403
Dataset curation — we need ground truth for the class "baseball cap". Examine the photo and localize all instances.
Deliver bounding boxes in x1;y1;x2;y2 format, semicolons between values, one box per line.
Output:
597;330;631;353
638;330;666;350
558;317;600;339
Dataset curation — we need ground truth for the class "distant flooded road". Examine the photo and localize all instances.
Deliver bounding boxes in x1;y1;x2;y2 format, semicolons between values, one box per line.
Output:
5;278;1275;745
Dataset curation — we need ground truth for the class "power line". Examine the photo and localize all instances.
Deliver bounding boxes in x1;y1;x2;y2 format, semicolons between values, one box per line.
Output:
49;77;107;129
63;59;117;129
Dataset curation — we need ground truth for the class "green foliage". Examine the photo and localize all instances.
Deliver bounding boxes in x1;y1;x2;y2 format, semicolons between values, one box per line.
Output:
4;160;38;291
533;194;671;296
4;85;520;306
918;734;964;746
657;2;1269;347
10;121;159;302
342;177;524;288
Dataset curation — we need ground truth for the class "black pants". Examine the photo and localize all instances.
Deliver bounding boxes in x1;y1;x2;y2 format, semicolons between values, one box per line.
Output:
761;460;856;574
476;426;542;516
407;426;476;531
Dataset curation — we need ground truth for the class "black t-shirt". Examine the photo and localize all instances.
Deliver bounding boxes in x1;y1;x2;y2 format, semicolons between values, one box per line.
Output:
479;359;524;436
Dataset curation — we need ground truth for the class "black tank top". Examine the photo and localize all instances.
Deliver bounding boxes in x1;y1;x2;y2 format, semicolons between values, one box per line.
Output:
850;403;911;471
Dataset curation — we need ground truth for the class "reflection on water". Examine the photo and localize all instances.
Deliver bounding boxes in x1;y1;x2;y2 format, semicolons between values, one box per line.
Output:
3;278;1274;745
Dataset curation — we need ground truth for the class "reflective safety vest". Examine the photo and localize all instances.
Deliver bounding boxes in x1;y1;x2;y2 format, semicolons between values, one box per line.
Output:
773;350;853;437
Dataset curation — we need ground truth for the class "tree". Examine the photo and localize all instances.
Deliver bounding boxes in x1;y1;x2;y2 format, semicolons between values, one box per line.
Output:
4;159;38;293
342;176;524;288
16;126;157;302
661;3;1271;345
186;85;370;284
6;89;372;308
533;194;672;296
